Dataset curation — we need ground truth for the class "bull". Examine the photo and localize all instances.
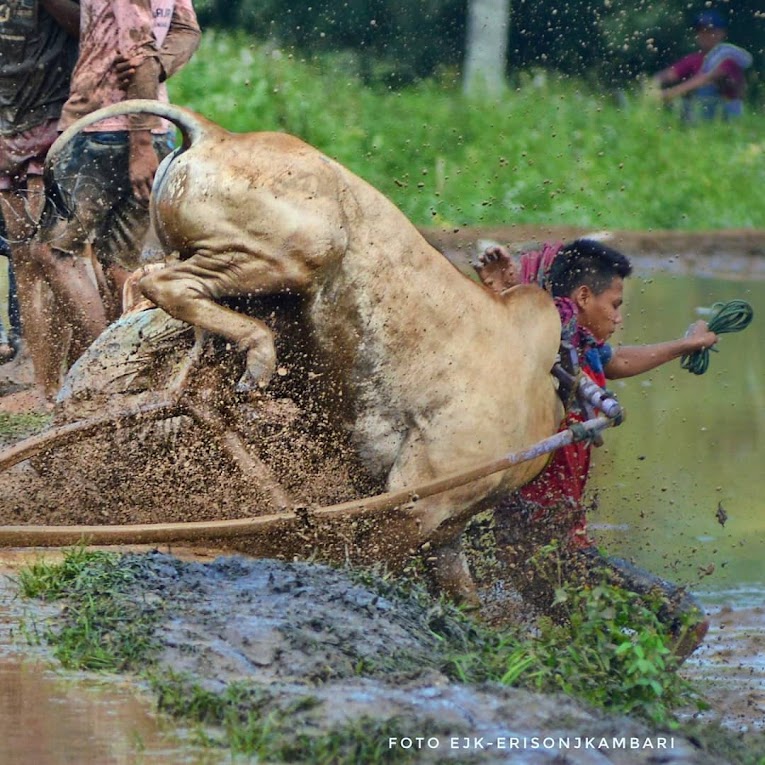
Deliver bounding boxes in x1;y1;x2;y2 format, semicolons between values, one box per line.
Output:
43;100;563;599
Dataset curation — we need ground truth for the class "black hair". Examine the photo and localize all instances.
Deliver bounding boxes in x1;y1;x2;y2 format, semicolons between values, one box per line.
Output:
548;239;632;298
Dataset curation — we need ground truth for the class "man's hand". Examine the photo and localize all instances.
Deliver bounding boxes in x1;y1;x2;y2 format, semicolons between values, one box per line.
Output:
684;319;718;352
129;132;158;203
474;245;519;293
114;54;139;89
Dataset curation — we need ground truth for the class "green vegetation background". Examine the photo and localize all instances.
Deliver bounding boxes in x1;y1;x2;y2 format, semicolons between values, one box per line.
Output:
168;33;765;233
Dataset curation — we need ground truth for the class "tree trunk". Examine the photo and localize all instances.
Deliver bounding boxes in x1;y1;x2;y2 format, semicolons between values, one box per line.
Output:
463;0;511;97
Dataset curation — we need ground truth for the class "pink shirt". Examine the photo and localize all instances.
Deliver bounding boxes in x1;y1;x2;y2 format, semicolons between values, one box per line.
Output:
670;49;747;100
59;0;200;133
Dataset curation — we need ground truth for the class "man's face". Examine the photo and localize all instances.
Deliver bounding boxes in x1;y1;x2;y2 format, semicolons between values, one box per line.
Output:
576;277;624;343
695;27;725;52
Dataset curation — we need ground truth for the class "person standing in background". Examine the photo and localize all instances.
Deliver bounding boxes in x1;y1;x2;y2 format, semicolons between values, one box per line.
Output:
0;0;103;404
652;10;752;121
41;0;200;335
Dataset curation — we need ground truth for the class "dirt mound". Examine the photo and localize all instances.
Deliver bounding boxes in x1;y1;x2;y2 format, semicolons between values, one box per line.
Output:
77;551;715;764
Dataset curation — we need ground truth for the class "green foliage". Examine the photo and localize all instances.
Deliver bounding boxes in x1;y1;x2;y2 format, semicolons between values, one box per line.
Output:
169;33;765;232
192;1;764;97
194;0;465;84
17;548;162;671
444;577;703;727
514;582;700;725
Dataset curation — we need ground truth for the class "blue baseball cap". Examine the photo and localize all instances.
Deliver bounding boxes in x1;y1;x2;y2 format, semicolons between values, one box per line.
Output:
694;10;727;30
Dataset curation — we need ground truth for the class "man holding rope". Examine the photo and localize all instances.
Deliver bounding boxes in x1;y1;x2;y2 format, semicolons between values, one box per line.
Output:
475;238;716;660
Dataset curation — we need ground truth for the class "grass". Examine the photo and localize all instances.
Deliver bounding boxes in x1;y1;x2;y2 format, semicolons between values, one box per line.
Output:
168;32;765;233
17;548;162;671
0;411;52;443
153;675;421;764
15;548;765;763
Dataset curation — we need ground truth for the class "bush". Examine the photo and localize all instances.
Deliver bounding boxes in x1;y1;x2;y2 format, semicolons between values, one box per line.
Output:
168;33;765;232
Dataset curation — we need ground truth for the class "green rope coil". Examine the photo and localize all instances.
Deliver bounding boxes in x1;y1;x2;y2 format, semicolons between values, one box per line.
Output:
680;299;754;375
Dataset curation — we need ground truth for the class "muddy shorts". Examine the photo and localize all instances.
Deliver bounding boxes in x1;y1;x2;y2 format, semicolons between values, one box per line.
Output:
41;130;175;270
0;119;60;190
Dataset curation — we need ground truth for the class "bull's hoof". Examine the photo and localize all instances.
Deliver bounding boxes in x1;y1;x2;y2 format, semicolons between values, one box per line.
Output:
235;349;275;393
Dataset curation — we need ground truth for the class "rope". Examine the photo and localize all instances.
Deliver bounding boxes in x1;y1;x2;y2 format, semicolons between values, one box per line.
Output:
680;299;753;376
0;415;620;548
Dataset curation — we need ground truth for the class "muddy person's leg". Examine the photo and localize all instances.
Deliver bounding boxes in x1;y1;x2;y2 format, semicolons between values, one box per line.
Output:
27;177;107;368
8;244;67;397
0;189;73;398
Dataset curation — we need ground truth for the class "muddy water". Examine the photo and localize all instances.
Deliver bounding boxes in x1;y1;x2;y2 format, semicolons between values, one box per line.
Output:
587;267;765;731
0;553;219;765
588;268;764;594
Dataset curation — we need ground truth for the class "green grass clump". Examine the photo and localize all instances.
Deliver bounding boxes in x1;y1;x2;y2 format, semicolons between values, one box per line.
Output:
0;411;52;443
17;548;162;671
168;32;765;232
153;673;419;764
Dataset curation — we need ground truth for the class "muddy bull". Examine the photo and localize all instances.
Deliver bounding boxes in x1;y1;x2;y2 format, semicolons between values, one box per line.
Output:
43;100;563;596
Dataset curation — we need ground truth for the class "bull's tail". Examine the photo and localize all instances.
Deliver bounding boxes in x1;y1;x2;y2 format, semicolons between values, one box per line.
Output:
42;99;210;228
45;99;208;175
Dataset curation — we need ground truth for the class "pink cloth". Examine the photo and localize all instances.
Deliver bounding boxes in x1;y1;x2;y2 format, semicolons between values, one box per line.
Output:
670;50;747;100
59;0;199;133
518;241;563;288
0;119;60;189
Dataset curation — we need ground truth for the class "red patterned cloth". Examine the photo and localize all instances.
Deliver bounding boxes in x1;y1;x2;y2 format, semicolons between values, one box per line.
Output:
518;241;563;288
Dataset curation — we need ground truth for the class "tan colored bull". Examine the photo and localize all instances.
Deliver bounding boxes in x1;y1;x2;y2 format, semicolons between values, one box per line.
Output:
44;100;563;598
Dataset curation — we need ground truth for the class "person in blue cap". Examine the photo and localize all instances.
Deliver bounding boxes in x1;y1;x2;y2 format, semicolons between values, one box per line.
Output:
652;9;752;120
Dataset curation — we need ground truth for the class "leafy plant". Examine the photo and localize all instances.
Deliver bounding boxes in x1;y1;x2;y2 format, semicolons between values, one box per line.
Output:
168;33;765;233
445;570;703;727
513;581;701;725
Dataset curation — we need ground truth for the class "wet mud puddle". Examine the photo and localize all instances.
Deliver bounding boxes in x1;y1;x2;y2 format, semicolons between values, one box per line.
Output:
0;552;217;765
681;594;765;732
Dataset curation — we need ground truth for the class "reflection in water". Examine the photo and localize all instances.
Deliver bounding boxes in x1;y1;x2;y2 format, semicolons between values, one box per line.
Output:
587;270;764;593
0;570;216;765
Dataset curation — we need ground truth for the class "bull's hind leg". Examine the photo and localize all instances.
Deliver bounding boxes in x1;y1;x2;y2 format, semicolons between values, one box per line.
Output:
140;251;283;392
387;426;481;606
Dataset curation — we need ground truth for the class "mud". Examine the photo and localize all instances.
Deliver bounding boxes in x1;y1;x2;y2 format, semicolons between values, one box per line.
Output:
0;227;763;761
13;550;736;764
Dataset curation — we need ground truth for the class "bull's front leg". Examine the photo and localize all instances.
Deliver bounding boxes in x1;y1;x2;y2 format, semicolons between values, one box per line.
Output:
140;252;277;391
